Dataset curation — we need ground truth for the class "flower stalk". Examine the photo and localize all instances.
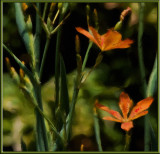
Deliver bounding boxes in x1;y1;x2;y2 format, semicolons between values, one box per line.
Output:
124;131;131;151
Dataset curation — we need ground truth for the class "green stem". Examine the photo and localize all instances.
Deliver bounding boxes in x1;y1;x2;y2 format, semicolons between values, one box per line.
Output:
34;84;49;151
82;42;93;72
42;3;48;21
40;38;50;80
124;131;131;151
93;108;103;151
35;98;63;142
66;84;79;141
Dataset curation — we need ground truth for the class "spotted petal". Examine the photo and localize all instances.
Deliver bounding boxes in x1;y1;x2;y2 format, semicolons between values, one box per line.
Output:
129;97;154;120
129;110;148;121
119;92;133;119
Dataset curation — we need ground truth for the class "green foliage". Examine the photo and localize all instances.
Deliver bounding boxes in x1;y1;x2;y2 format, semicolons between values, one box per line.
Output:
3;2;158;152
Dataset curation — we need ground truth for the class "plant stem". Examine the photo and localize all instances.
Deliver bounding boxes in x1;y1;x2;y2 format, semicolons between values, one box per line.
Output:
93;108;103;151
42;3;48;21
124;131;131;151
40;38;50;80
34;84;49;151
82;42;93;72
66;84;79;141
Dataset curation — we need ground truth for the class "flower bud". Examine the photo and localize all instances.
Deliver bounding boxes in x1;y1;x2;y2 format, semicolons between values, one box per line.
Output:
22;3;28;12
10;67;20;84
93;9;99;30
80;144;84;151
75;35;80;54
5;57;11;71
120;7;132;21
86;4;90;26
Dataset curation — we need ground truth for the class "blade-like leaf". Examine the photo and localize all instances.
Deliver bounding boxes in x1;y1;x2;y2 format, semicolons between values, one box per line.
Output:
14;3;31;54
15;3;36;71
146;55;158;151
34;3;42;73
3;44;35;84
60;55;69;115
146;55;157;97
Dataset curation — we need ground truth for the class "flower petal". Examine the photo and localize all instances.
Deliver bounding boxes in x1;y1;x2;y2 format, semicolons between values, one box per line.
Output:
119;92;133;119
102;30;122;51
88;26;102;48
121;121;133;131
75;27;100;48
103;116;122;122
95;100;123;121
129;97;154;119
112;39;133;49
129;110;148;121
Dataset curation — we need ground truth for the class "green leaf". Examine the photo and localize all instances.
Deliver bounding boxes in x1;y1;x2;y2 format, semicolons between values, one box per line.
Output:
146;55;157;97
60;54;69;115
14;3;31;55
146;55;158;151
34;3;42;73
15;3;36;71
3;44;35;84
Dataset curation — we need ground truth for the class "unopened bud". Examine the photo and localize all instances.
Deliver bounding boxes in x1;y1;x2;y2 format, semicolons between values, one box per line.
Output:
24;76;33;90
50;3;56;12
80;144;84;151
22;3;28;12
5;57;11;71
19;68;25;79
114;20;122;31
120;7;131;21
48;3;56;19
86;4;90;26
26;15;32;32
75;35;80;54
58;3;63;10
10;67;20;84
93;9;99;30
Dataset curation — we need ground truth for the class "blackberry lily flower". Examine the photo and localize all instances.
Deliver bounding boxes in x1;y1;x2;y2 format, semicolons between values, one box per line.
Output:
76;26;133;52
95;92;153;131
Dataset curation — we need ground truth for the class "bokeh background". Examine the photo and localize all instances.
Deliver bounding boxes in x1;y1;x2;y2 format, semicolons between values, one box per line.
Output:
3;2;158;151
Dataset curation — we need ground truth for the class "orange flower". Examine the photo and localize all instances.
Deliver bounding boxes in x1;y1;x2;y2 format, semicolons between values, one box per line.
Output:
76;26;133;52
95;92;153;131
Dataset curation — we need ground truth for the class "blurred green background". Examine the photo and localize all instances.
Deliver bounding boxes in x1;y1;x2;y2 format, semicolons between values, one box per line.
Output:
3;2;158;151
